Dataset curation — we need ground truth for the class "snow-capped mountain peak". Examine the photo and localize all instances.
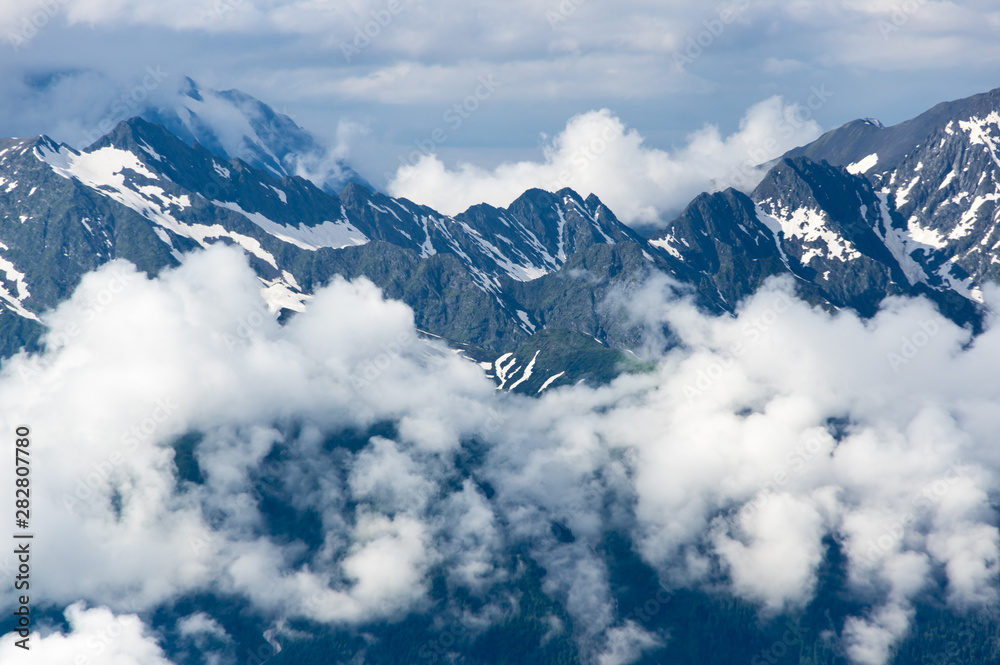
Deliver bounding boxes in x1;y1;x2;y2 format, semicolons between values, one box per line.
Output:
138;76;369;194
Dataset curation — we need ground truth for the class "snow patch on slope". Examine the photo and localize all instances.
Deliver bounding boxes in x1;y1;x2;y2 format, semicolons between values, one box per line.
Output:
213;200;369;251
537;371;565;393
847;153;879;175
507;351;539;391
457;221;549;282
0;239;36;320
649;236;683;260
756;200;862;265
261;278;310;313
948;194;999;241
959;112;1000;171
872;193;928;286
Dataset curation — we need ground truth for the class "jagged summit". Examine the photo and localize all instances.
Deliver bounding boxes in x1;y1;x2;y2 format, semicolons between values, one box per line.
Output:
137;76;370;194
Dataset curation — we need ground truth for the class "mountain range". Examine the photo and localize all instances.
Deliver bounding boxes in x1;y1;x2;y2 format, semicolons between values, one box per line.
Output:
2;85;998;394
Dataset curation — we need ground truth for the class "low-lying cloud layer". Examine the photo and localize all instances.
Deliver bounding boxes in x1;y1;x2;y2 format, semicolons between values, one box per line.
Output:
1;247;998;665
388;97;822;225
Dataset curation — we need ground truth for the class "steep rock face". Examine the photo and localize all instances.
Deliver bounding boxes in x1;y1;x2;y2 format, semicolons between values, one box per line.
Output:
650;86;1000;329
751;157;911;317
786;86;1000;305
650;157;915;318
650;188;785;307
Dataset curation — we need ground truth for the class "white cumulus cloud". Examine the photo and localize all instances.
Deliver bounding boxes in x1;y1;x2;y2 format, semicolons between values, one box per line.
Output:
0;603;176;665
387;97;822;226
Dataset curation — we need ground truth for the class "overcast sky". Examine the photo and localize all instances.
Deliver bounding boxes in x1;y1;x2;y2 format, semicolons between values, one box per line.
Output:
2;0;999;177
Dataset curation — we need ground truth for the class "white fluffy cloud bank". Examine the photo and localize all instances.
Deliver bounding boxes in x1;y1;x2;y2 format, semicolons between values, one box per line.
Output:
0;248;998;664
387;97;823;225
0;603;176;665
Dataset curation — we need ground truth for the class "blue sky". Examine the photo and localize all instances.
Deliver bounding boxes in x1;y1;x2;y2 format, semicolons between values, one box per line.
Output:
2;0;999;218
